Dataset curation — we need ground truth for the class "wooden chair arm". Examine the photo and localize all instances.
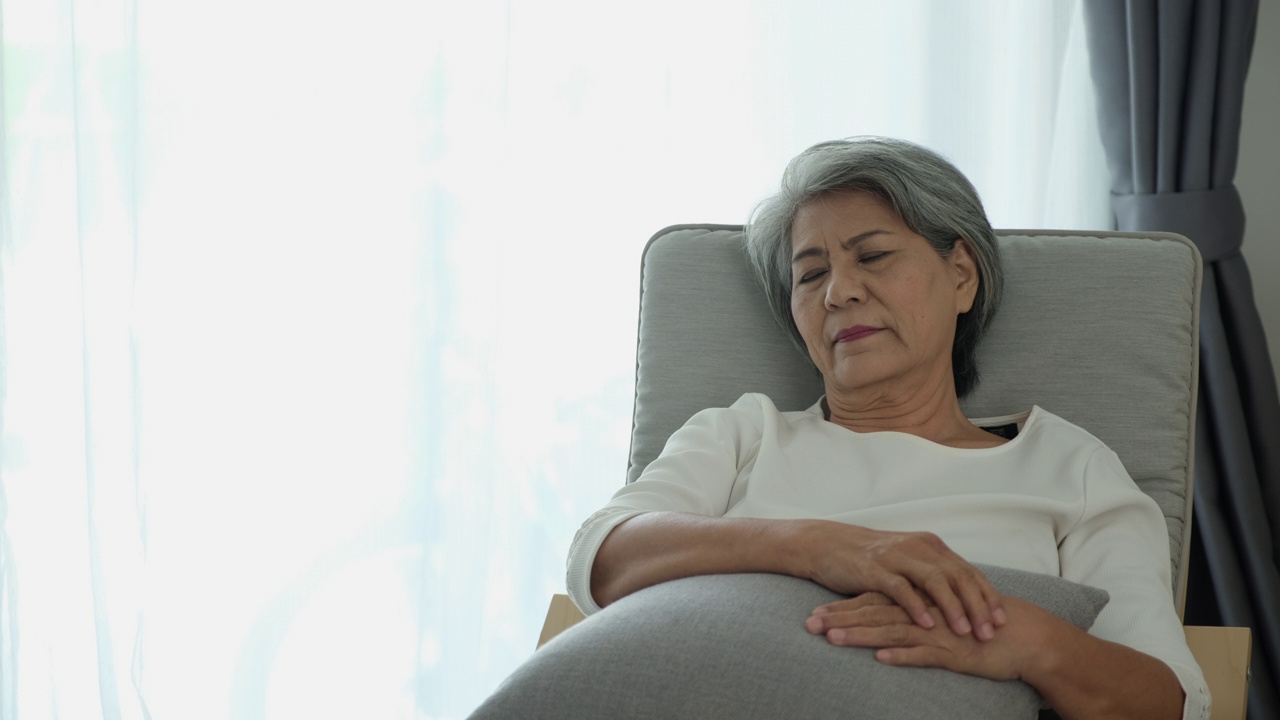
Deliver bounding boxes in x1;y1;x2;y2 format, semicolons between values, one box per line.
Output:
537;593;586;649
1185;625;1251;720
538;595;1251;719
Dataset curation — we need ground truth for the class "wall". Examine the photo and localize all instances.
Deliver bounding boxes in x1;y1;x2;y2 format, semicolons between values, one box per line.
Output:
1240;0;1280;391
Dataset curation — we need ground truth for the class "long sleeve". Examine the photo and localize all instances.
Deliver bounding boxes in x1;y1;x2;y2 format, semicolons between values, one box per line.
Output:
564;394;766;614
1057;447;1211;720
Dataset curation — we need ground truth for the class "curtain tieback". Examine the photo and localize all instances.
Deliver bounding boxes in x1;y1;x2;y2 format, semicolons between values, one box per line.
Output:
1113;186;1245;263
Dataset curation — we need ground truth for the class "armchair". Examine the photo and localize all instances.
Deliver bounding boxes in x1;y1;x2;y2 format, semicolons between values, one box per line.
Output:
536;226;1250;719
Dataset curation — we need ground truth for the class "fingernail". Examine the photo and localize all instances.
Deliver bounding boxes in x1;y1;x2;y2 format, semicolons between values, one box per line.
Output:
957;617;972;634
828;629;845;644
979;623;994;640
812;607;830;616
805;617;823;633
919;613;935;629
993;608;1008;625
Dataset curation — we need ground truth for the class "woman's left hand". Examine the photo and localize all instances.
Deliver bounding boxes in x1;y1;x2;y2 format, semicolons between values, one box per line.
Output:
805;592;1056;681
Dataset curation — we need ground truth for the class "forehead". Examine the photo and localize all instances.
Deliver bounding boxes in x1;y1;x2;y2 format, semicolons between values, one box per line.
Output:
791;190;900;247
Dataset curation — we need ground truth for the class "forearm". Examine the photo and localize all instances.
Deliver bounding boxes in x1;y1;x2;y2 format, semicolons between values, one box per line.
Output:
590;511;815;608
591;513;1004;639
1026;620;1184;720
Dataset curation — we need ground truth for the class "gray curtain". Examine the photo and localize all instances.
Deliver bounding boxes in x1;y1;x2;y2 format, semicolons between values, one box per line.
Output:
1083;0;1279;716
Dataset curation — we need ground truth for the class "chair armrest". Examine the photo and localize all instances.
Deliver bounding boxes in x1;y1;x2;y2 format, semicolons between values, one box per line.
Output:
538;593;586;649
1184;625;1251;720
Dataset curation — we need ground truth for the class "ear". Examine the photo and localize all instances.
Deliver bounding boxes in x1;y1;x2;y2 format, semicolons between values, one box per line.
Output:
949;238;980;314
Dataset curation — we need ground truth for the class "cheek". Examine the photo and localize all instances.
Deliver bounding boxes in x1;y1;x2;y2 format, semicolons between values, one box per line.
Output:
791;293;822;345
790;290;808;321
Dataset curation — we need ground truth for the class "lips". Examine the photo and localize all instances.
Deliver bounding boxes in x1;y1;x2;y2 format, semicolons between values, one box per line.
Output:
835;325;883;343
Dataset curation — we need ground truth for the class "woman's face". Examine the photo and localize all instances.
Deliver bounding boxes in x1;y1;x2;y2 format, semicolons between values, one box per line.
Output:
789;191;979;399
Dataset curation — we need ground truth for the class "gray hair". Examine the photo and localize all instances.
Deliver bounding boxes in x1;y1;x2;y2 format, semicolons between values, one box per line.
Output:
744;137;1003;398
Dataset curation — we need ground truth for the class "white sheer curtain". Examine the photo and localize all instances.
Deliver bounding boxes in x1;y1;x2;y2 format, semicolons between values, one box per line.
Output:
0;1;1108;718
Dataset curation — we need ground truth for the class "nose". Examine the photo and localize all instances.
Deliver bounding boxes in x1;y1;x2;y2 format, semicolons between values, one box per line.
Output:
824;265;864;310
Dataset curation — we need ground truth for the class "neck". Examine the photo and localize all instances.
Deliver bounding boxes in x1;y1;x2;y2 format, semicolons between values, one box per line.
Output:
823;369;990;447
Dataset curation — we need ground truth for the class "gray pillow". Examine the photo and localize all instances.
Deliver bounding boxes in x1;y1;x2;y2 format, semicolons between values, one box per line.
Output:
470;565;1108;719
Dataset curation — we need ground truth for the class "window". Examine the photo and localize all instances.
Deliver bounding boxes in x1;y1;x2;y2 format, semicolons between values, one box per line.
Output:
0;1;1107;717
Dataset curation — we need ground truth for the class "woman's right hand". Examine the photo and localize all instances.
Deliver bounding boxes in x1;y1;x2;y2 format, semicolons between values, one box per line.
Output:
801;521;1006;640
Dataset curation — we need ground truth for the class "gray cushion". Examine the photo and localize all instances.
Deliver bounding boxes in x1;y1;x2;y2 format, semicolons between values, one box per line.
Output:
470;565;1108;720
627;226;1200;602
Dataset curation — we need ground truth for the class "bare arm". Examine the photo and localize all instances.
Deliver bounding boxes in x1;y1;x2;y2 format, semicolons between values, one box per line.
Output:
1025;609;1184;720
590;512;809;607
591;510;1006;640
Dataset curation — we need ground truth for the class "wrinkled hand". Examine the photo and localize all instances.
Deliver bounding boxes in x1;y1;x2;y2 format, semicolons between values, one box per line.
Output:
806;523;1005;640
805;592;1052;682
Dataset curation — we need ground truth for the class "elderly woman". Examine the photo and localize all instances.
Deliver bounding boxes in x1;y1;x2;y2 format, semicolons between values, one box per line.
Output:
565;138;1208;719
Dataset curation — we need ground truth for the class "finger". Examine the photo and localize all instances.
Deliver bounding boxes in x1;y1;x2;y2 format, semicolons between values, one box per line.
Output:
934;559;1003;638
875;577;935;629
915;566;973;636
825;621;920;648
978;574;1008;627
875;646;954;670
807;604;912;633
811;592;894;617
914;555;1002;638
828;605;914;628
887;532;989;636
953;567;1003;640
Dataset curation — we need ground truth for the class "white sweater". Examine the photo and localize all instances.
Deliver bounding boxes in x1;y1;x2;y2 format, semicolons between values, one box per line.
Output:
567;393;1210;719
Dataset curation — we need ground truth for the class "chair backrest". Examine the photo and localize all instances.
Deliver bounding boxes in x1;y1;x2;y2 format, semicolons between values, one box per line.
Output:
628;225;1202;614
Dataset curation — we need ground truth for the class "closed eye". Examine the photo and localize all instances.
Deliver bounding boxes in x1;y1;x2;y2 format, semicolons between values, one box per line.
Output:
797;269;827;285
860;251;891;264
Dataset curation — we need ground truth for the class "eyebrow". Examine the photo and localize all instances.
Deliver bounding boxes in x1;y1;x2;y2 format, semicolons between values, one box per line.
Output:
791;229;889;264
